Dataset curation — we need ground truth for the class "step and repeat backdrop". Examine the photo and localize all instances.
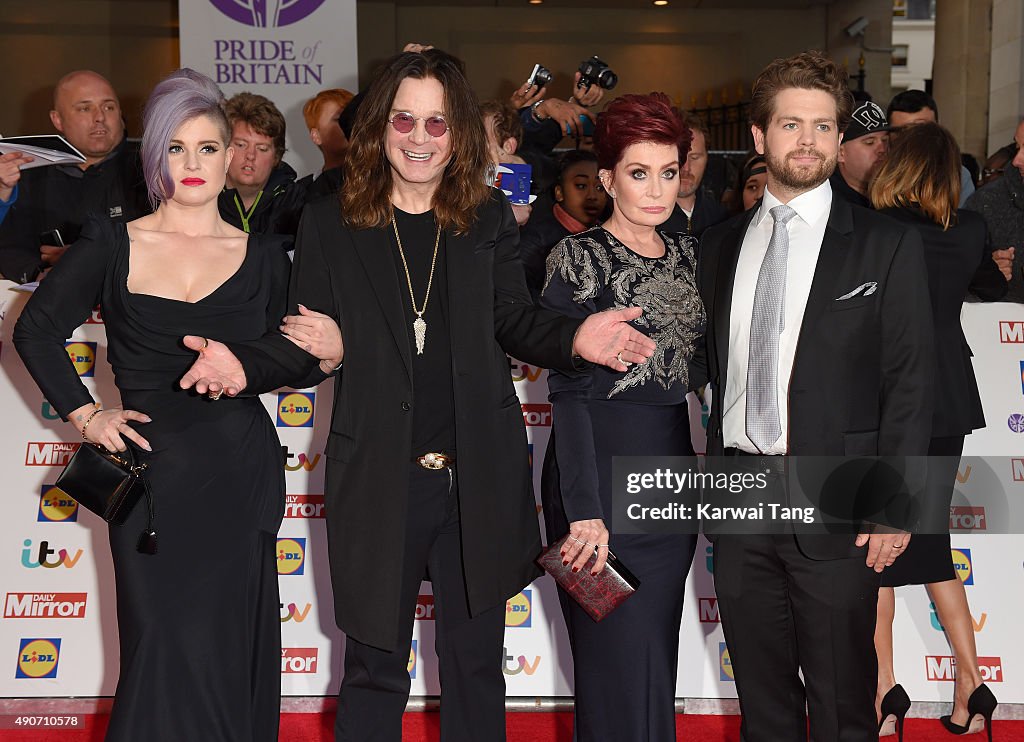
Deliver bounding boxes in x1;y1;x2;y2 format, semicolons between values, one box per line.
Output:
0;281;1021;702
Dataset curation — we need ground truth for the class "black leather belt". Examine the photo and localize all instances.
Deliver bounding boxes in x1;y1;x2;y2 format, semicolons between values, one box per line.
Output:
414;452;455;470
723;447;788;475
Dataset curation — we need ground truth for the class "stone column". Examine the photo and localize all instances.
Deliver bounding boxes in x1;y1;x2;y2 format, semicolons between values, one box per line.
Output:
987;0;1024;154
932;0;993;161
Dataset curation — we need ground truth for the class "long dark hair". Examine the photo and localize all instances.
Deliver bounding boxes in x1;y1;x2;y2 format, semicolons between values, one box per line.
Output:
342;49;490;234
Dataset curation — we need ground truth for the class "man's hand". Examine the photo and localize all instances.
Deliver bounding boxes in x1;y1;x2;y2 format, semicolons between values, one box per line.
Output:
40;244;68;266
534;99;594;139
855;529;911;573
571;71;605;107
992;247;1014;281
0;152;32;202
402;42;433;53
572;307;656;372
511;203;532;227
179;336;247;396
511;82;547;110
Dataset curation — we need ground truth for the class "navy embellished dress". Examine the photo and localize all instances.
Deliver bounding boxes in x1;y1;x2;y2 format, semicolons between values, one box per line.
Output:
540;226;705;742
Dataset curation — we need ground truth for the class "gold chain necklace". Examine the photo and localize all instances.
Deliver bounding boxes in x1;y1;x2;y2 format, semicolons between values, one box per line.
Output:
391;214;441;355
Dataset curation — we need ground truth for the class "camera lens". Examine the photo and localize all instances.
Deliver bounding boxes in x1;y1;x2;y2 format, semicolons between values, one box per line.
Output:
597;69;618;90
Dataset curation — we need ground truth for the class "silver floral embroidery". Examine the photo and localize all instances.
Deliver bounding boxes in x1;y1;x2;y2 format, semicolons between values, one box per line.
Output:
544;228;705;398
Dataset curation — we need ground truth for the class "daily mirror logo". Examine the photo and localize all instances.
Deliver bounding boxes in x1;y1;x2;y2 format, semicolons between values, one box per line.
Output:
4;593;87;619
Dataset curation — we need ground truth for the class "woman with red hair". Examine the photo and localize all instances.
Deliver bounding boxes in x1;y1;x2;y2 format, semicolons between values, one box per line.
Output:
540;93;705;741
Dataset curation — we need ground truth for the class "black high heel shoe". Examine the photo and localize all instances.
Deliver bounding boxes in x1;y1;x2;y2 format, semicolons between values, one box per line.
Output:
878;684;912;741
941;684;998;741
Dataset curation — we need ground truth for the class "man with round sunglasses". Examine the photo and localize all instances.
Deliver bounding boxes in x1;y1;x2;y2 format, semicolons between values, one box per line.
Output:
179;49;655;742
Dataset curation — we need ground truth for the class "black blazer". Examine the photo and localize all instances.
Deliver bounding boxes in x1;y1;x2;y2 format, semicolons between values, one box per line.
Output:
878;207;1006;437
230;190;581;650
693;197;935;559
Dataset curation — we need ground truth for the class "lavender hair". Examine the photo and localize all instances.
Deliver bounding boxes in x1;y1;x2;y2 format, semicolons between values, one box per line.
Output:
141;68;229;208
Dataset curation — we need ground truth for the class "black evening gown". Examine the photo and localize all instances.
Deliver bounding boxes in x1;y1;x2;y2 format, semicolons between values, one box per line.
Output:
540;227;705;742
14;217;299;742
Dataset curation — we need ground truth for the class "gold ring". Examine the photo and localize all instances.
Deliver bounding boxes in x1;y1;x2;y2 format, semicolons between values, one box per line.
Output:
208;390;223;401
200;337;209;350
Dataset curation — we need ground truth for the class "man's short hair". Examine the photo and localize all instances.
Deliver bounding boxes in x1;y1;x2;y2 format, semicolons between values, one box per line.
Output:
302;88;355;130
682;112;711;148
886;89;938;122
224;92;287;160
480;99;524;149
749;51;853;135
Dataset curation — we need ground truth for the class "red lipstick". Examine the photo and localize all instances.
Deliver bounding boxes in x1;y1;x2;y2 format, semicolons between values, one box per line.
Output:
181;178;206;186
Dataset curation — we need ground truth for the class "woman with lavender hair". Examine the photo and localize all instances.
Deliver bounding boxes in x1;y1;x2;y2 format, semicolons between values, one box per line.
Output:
14;69;307;741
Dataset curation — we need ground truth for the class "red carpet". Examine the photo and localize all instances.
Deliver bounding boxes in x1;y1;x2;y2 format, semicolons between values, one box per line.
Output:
1;712;1022;741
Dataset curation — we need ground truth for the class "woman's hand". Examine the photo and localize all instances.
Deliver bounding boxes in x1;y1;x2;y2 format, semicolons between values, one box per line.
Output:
561;518;610;575
281;304;344;371
70;403;152;453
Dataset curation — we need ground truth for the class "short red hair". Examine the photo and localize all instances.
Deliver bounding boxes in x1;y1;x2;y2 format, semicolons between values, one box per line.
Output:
593;93;691;171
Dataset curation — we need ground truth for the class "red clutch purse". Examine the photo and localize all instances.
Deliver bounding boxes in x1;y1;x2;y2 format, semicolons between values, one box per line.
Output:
536;534;640;622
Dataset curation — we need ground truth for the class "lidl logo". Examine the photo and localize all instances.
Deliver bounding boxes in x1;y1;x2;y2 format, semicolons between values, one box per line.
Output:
38;485;79;523
64;341;96;377
25;443;80;467
276;538;306;575
4;593;86;619
505;590;532;628
281;647;318;673
951;548;973;585
926;655;1003;682
16;638;61;679
279;602;312;623
21;539;83;569
284;494;325;519
699;597;720;623
277;392;315;428
719;642;734;681
522;403;552;427
415;595;435;620
408;639;417;679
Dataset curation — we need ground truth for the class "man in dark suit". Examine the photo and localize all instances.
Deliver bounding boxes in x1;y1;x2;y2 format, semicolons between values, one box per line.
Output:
694;51;934;741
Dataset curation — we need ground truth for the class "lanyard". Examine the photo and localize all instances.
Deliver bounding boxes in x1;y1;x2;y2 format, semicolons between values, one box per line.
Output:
233;190;263;233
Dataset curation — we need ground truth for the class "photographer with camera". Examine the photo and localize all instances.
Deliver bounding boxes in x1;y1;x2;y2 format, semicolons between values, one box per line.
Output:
517;57;617;195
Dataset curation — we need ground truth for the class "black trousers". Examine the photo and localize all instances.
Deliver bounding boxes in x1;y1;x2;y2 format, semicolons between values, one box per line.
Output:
335;464;507;742
713;534;881;742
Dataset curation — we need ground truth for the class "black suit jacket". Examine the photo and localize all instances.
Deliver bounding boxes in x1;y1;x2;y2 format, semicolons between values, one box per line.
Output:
693;196;935;559
231;190;581;650
878;207;1006;437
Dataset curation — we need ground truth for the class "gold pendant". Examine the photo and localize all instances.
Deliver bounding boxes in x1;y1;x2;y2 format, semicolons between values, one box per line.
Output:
413;316;427;355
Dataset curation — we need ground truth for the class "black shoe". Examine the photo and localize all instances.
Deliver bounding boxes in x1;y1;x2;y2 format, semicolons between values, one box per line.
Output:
878;684;911;741
940;684;998;741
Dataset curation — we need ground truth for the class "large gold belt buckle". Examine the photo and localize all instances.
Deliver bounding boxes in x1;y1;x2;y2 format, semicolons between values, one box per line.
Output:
416;452;452;470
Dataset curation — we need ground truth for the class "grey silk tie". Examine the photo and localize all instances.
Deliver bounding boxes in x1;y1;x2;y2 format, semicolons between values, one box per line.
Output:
746;204;797;452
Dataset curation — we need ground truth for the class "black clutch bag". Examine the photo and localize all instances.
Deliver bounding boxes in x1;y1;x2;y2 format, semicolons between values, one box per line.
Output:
536;534;640;622
55;443;158;554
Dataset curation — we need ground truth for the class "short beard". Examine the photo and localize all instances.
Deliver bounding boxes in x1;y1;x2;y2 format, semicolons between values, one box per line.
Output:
764;144;836;193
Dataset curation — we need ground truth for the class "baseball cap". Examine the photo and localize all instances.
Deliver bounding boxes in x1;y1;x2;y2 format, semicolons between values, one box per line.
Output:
843;101;889;142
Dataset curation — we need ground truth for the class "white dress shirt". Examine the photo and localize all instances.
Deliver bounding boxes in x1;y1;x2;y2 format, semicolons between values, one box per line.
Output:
722;180;833;454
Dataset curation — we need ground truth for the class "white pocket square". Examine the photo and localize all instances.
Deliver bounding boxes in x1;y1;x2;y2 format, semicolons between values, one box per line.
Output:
835;281;878;300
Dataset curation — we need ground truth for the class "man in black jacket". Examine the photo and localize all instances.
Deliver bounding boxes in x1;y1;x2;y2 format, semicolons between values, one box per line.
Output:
0;70;149;284
662;114;729;238
828;100;889;209
695;52;933;742
218;92;307;247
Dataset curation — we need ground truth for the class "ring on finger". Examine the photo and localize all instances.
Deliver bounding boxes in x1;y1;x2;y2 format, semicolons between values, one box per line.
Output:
569;535;586;546
616;351;632;367
208;389;223;401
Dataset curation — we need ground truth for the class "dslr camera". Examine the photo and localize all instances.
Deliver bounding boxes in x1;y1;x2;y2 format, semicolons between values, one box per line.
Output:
526;63;553;88
577;56;617;91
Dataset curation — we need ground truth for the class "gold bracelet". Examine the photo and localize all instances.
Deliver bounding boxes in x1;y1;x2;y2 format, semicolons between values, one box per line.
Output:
80;406;102;440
